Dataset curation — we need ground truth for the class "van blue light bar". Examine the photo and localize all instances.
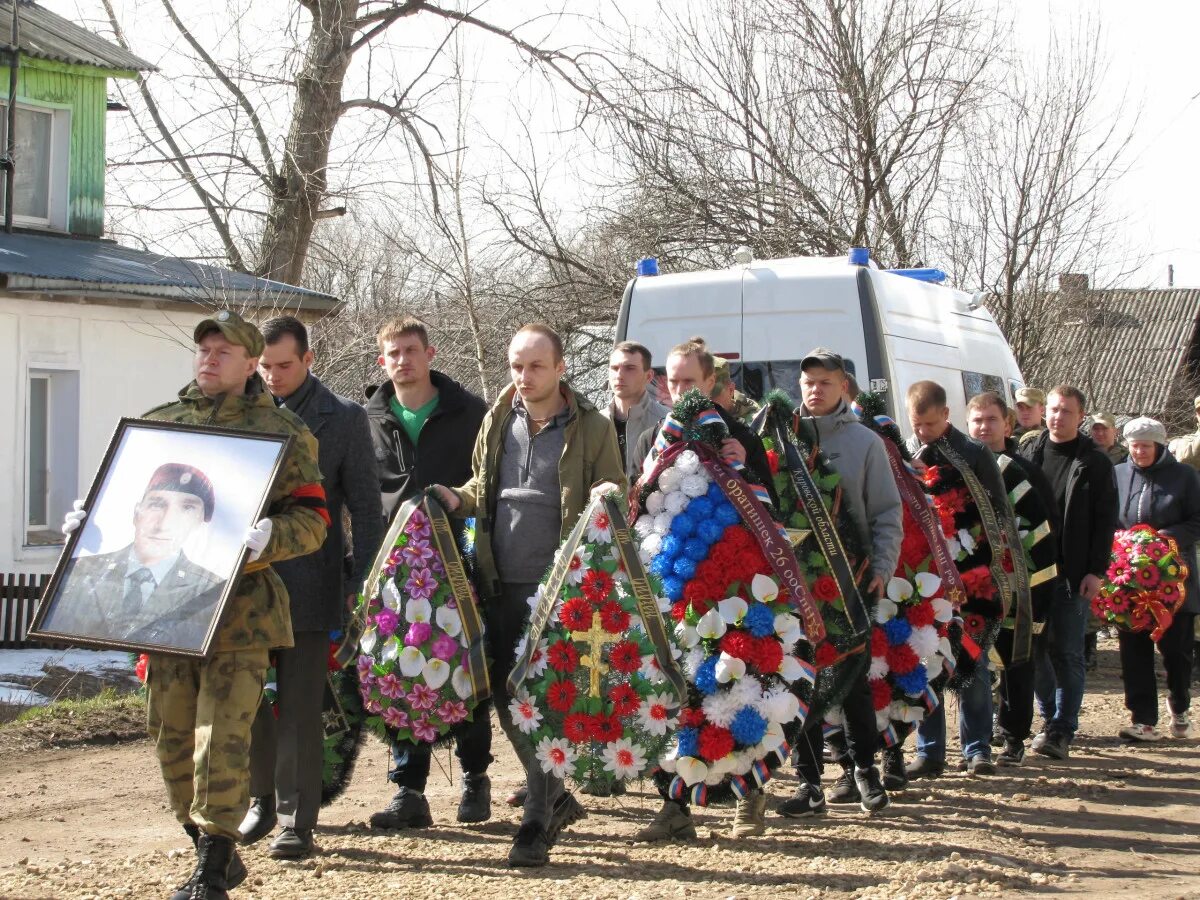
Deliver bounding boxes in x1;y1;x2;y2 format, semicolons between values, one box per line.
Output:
636;257;659;276
885;267;947;284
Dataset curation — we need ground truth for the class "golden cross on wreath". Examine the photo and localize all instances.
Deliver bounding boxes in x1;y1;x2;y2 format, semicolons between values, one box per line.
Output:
570;618;611;698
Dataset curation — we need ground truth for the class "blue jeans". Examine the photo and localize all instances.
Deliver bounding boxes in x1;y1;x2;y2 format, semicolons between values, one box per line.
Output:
1033;590;1086;742
916;658;993;763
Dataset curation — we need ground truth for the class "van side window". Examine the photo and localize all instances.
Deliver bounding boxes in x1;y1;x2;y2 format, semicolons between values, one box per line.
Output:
962;371;1006;402
740;359;856;404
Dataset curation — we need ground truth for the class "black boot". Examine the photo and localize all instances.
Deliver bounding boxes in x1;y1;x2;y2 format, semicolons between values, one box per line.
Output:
237;795;276;845
457;773;492;823
172;828;245;900
186;833;237;899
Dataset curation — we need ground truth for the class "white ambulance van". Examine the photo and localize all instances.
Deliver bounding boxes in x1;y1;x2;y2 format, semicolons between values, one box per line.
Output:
614;250;1024;438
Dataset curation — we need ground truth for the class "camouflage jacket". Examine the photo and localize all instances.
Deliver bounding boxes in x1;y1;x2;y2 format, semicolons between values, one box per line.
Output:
144;375;327;652
1169;428;1200;472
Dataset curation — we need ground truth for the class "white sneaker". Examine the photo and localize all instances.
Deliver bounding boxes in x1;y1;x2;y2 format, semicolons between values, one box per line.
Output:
1171;715;1196;740
1118;723;1163;742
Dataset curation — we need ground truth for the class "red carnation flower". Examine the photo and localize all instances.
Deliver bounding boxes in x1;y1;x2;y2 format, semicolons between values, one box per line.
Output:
921;465;942;488
679;708;707;728
870;677;892;711
719;631;754;661
560;598;593;632
698;724;735;761
749;635;783;674
546;679;578;712
886;642;919;675
899;530;930;569
814;642;839;668
608;640;642;674
563;712;590;743
963;612;986;636
961;565;997;600
608;682;641;717
723;526;753;549
547;640;579;673
906;599;936;629
811;575;840;603
591;713;624;743
670;600;690;624
599;600;631;634
870;626;889;657
582;569;615;604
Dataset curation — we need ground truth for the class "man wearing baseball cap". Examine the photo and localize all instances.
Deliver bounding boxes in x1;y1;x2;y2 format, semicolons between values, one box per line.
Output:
1090;413;1127;466
1014;387;1046;446
61;308;328;900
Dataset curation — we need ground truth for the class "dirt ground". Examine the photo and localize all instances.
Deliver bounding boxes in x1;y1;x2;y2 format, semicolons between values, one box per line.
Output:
2;637;1199;900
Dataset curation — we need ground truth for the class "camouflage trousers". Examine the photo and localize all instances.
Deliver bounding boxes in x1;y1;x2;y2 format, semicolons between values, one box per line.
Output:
146;648;268;840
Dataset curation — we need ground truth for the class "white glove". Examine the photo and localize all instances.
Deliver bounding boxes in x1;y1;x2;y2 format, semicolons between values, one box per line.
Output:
245;518;273;562
62;500;88;535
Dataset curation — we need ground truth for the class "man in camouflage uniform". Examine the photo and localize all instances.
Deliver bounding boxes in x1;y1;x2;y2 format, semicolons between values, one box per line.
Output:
1014;387;1047;446
711;355;761;423
1167;395;1200;679
65;311;327;900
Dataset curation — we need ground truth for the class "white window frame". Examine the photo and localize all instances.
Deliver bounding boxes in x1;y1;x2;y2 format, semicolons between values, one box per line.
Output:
0;98;71;231
22;365;79;550
25;371;50;530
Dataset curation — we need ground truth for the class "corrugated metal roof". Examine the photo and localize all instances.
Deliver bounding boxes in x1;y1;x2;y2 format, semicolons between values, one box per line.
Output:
0;230;339;311
0;1;152;73
1042;287;1200;421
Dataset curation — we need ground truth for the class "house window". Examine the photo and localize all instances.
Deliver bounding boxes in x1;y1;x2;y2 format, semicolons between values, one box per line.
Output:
0;101;70;229
25;369;79;547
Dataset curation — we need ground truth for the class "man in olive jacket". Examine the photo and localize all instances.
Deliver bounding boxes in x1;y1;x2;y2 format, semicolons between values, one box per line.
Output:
433;324;626;869
65;311;328;899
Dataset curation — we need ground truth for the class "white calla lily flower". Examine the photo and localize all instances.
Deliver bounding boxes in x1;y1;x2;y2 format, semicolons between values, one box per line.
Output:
751;573;780;604
931;597;954;620
380;636;401;663
405;597;432;624
382;581;403;611
715;652;746;683
718;596;749;625
914;571;942;597
696;608;727;640
451;666;473;700
422;658;451;690
398;646;426;677
676;756;709;786
875;597;898;624
957;528;977;553
436;605;462;637
359;627;378;655
886;577;914;603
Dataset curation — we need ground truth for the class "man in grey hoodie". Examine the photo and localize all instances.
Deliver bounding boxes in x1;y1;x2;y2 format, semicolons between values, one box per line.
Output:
777;348;903;820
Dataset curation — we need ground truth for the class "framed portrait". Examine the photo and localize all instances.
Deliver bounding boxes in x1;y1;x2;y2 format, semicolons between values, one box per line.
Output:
29;418;293;657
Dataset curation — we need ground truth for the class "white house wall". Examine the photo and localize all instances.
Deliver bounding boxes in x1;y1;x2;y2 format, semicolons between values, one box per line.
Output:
0;296;198;576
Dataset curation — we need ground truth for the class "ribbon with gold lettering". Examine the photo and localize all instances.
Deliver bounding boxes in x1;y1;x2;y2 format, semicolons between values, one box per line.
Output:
767;415;871;638
425;496;491;702
936;439;1032;665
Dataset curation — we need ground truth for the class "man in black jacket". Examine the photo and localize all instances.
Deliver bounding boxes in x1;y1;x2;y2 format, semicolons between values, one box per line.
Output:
241;317;384;859
1019;384;1118;760
365;316;492;829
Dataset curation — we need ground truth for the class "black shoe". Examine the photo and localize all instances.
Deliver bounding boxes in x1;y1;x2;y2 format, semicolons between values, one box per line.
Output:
904;756;945;780
1034;732;1070;760
826;769;861;804
546;791;588;847
174;833;237;900
853;766;890;815
237;795;277;845
369;787;433;829
882;748;908;792
267;826;314;860
997;739;1025;767
458;774;492;823
507;822;550;867
776;783;827;819
967;756;996;776
177;826;245;899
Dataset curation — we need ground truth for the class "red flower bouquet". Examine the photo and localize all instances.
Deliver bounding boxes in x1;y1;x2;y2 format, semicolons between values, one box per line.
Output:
1093;525;1189;642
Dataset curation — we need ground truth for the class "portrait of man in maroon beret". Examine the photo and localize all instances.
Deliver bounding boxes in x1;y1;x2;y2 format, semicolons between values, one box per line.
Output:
44;462;225;650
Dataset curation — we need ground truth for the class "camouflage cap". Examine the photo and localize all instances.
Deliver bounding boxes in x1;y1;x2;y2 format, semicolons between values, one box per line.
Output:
712;355;732;391
194;309;265;357
1014;387;1046;407
143;462;215;522
1091;413;1116;429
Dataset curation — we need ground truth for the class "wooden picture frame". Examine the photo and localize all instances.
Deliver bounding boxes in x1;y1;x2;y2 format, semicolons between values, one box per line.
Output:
29;418;293;657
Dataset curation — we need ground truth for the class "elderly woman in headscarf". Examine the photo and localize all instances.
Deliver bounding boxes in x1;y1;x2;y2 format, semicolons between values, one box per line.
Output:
1114;416;1200;741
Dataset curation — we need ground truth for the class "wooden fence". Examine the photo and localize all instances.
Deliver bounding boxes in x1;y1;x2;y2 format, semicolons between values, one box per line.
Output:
0;573;50;648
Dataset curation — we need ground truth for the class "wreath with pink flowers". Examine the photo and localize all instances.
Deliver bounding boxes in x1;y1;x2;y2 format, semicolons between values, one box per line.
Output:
1093;525;1188;641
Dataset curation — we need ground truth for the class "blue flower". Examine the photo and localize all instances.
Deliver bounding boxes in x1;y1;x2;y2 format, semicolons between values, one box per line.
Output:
743;603;776;637
883;617;913;645
729;706;768;746
895;665;928;696
715;502;740;527
696;519;725;545
677;726;699;758
650;554;676;578
683;537;710;562
695;656;719;695
662;576;685;601
687;496;713;520
707;483;725;503
659;535;683;559
673;556;698;580
670;514;697;538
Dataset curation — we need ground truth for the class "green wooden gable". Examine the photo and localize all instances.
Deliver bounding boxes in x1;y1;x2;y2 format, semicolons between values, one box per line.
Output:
0;1;151;238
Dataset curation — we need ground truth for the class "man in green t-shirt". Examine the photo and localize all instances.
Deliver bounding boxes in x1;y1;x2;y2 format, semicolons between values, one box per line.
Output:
364;316;491;829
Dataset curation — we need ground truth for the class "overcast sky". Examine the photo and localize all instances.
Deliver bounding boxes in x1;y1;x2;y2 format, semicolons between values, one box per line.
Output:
48;0;1200;289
